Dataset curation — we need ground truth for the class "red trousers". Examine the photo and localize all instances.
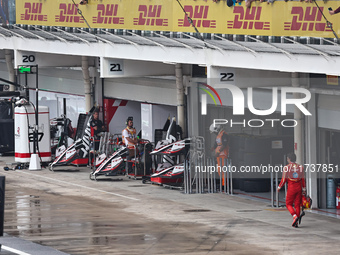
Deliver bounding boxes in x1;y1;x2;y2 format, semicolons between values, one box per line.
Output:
286;183;302;217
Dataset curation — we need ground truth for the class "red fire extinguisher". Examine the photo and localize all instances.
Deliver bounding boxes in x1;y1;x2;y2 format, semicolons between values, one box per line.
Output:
336;186;340;209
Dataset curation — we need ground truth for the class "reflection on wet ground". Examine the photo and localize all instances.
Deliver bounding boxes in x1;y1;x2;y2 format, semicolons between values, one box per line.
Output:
4;186;271;255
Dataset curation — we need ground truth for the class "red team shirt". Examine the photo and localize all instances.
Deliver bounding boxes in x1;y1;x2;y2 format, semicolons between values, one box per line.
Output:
278;162;306;190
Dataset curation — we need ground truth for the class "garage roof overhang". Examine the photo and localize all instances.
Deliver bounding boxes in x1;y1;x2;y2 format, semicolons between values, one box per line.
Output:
1;27;340;75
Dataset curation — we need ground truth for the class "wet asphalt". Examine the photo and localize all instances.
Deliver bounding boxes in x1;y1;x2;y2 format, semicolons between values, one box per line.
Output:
0;157;340;254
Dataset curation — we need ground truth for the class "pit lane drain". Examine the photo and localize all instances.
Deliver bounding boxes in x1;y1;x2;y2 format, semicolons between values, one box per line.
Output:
183;209;211;213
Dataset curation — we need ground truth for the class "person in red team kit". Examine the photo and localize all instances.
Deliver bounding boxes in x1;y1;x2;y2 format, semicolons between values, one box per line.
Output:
277;153;306;228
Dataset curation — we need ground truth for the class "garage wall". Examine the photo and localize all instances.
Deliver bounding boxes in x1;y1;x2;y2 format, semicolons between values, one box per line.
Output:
104;98;141;135
0;63;85;96
104;77;177;106
25;68;85;96
29;90;85;125
1;63;86;124
318;94;340;131
0;63;8;79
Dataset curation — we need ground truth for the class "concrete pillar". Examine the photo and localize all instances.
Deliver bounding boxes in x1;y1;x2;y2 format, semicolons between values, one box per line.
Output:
90;66;100;104
291;72;304;164
176;63;186;137
305;92;318;208
187;81;200;137
82;56;92;112
5;49;15;91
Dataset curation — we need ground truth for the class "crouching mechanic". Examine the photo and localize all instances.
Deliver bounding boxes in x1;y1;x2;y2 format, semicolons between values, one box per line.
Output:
210;124;229;189
277;153;306;228
122;117;138;173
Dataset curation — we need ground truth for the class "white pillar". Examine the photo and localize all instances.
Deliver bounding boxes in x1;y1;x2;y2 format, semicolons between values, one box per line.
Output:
187;80;199;137
90;66;101;107
5;49;15;91
176;63;186;137
305;91;318;208
291;72;304;164
82;56;92;112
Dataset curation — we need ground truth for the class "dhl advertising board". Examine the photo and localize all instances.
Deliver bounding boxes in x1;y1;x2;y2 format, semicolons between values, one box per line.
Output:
16;0;339;38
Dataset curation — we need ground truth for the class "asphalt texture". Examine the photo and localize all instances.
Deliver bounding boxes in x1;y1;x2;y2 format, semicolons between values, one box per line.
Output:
0;156;340;255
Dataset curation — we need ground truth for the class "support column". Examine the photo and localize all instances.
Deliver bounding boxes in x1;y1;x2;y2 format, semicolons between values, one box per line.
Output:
5;49;15;91
305;92;318;207
176;63;186;137
89;66;100;107
82;56;92;112
291;72;304;164
187;81;199;137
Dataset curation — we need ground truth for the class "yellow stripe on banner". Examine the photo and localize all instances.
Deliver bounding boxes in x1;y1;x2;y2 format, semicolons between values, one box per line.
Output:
15;0;340;38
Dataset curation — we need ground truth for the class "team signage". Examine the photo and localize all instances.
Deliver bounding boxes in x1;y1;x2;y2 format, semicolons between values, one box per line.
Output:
100;58;176;78
16;0;339;38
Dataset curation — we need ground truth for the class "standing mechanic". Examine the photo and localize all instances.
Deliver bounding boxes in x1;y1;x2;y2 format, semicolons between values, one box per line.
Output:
122;116;138;148
277;153;306;228
210;124;229;189
122;116;138;173
90;109;105;151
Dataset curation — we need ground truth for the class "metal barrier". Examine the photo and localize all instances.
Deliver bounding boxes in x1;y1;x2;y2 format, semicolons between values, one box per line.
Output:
270;168;287;207
184;142;285;205
99;132;120;155
89;132;113;169
89;132;123;170
185;148;286;205
270;156;287;208
184;137;233;195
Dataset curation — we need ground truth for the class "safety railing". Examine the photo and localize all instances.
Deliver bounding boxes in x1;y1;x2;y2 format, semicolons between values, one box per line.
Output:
184;140;288;208
184;136;233;194
89;132;119;169
271;170;287;208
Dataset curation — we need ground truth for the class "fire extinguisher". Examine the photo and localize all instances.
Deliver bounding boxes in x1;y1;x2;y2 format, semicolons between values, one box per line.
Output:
336;185;340;209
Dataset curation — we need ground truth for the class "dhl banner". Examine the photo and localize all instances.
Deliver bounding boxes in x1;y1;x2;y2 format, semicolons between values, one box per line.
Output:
16;0;340;38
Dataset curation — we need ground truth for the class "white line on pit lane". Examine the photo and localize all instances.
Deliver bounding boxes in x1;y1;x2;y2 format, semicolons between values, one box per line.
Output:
20;171;139;201
1;245;31;255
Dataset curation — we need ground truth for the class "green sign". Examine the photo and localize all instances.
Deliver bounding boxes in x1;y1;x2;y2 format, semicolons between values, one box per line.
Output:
18;66;31;73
